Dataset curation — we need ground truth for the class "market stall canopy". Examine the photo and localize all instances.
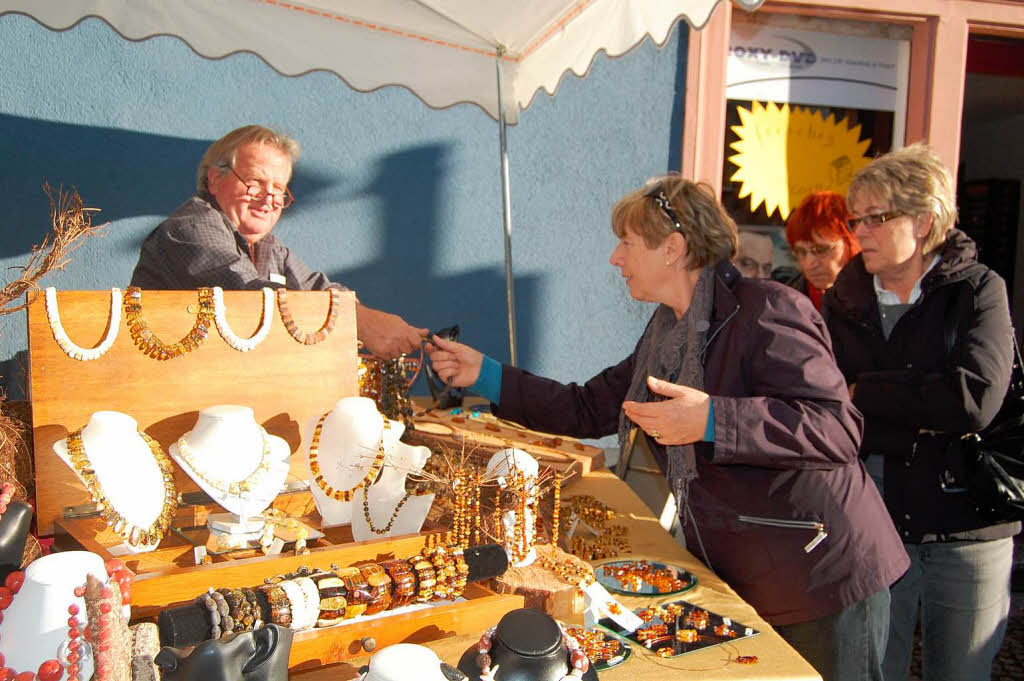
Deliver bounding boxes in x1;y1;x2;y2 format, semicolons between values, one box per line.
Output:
4;0;765;123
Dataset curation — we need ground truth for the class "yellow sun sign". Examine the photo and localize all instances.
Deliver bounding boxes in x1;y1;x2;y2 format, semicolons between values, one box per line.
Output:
728;101;872;219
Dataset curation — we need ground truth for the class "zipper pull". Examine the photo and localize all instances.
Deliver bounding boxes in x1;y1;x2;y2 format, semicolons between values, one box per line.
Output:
804;525;828;553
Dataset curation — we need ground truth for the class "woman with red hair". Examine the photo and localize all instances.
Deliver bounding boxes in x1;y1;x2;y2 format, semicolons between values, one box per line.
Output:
785;191;861;309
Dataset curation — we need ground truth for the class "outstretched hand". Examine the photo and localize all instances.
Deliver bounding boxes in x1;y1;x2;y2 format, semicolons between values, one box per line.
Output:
425;335;484;388
621;376;711;446
356;304;428;358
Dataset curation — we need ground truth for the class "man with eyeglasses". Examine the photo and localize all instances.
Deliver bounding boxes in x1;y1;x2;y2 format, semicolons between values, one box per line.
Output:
130;125;426;358
731;229;774;279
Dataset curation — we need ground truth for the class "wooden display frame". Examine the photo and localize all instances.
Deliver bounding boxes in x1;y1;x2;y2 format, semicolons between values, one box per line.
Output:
410;399;605;475
28;289;359;536
25;289;524;666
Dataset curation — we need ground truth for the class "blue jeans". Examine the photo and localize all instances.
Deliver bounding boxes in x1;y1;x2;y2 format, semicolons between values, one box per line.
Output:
775;587;890;681
884;538;1013;681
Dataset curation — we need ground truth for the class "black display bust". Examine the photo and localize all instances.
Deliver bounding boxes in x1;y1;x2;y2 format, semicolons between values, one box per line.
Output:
155;624;292;681
457;609;598;681
0;500;32;582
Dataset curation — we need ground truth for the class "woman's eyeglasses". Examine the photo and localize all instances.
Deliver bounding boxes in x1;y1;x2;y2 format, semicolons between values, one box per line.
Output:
792;242;839;260
846;211;903;230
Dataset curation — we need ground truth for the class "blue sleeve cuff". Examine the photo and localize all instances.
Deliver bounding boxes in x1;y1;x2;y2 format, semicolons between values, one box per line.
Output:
702;398;715;442
471;355;503;405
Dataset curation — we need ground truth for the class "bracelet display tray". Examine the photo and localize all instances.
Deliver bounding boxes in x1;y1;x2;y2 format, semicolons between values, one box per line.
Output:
27;289;523;668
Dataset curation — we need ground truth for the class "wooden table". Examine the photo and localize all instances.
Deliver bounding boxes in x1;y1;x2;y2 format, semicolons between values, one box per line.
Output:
293;468;821;681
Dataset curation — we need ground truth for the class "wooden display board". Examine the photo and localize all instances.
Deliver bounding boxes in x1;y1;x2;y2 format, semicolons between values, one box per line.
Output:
27;289;358;535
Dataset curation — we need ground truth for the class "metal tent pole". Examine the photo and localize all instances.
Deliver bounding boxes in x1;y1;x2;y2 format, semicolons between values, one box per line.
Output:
496;48;518;367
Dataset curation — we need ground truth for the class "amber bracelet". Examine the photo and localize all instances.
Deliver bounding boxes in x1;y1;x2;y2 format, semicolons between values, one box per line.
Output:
242;587;264;628
210;589;233;636
277;288;341;345
380;559;417;609
358;563;393;615
450;546;470;599
407;554;436;603
233;588;257;631
336;567;369;619
427;546;456;601
259;584;293;628
311;573;347;627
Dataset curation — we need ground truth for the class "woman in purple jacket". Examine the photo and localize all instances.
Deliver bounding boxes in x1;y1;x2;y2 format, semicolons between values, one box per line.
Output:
428;176;908;681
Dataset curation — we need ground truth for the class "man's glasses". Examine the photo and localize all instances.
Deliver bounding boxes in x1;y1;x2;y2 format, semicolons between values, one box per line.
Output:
736;257;773;278
846;211;902;231
225;165;294;210
792;242;839;260
645;185;683;234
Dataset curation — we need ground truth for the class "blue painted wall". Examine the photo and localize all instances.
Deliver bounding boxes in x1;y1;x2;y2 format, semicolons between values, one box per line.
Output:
0;14;687;444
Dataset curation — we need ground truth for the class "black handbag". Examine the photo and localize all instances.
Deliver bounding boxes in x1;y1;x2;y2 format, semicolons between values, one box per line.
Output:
961;331;1024;521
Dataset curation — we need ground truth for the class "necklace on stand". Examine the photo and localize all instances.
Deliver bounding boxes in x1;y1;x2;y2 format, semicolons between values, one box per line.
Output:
44;287;122;361
124;287;215;360
362;485;412;535
211;286;274;352
175;426;275;497
66;428;179;547
308;412;387;501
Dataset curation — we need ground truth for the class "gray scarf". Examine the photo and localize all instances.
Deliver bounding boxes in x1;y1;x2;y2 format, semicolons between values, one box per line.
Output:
618;266;714;520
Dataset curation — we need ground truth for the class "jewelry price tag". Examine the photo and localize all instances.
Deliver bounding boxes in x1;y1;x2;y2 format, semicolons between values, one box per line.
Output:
267;537;285;555
583;581;643;632
193;545;208;566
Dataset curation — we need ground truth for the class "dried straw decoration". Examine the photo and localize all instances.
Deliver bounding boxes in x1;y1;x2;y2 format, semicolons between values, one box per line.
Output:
0;184;105;568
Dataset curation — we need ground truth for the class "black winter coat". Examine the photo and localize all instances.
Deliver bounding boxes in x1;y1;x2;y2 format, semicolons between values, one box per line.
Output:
496;261;908;626
822;229;1019;542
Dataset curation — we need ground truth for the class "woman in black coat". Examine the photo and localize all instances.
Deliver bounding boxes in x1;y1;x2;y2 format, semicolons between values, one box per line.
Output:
823;143;1017;681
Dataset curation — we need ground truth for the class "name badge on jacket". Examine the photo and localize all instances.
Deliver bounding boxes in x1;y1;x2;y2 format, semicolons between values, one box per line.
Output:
269;272;286;285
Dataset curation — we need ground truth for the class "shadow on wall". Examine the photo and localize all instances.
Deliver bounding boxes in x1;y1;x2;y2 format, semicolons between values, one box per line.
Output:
333;144;537;380
0;119;533;395
0;114;337;257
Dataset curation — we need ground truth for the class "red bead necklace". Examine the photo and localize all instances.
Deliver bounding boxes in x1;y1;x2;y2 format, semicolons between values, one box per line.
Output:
0;570;63;681
0;559;133;681
0;483;14;518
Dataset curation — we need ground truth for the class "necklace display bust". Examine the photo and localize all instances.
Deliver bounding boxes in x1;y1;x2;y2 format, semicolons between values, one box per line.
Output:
485;449;539;567
307;396;433;535
170;405;289;531
54;411;173;554
0;551;104;680
361;643;467;681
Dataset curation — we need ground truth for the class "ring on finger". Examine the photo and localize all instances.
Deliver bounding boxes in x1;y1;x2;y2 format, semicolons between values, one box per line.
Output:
650;430;661;439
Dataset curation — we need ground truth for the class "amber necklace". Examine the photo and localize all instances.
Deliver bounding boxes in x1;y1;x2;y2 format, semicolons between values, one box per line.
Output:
308;412;387;501
124;287;215;360
362;484;412;534
67;428;178;547
276;288;341;345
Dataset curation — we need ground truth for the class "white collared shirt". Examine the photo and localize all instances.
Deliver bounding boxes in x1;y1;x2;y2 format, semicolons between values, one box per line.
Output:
872;254;940;305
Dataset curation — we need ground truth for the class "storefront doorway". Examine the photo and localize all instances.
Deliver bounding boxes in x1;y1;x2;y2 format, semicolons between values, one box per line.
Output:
958;34;1024;333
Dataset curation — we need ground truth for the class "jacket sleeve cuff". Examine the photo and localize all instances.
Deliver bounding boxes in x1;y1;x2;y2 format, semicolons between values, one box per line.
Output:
703;398;715;442
470;354;503;405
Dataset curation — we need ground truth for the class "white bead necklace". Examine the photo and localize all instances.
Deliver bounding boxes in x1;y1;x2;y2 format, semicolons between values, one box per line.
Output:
212;286;274;352
45;287;122;360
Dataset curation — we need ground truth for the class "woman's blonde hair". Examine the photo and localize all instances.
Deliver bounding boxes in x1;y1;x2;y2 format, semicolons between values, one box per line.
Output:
197;125;301;193
611;176;737;269
847;143;957;254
